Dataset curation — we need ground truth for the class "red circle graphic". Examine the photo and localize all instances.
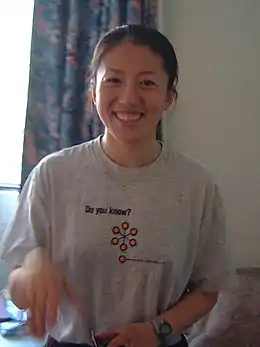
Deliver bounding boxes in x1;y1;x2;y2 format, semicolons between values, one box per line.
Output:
120;243;128;251
130;228;138;236
113;226;120;234
111;237;119;245
122;222;129;230
119;255;126;263
129;239;137;247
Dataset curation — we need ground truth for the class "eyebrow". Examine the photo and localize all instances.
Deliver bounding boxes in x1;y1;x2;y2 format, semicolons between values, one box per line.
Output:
106;68;157;75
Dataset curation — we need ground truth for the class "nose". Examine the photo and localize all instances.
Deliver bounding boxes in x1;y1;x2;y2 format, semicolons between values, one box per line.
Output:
118;81;140;106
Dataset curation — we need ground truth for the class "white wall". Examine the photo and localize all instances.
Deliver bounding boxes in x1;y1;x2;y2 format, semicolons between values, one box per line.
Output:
160;0;260;267
0;190;18;288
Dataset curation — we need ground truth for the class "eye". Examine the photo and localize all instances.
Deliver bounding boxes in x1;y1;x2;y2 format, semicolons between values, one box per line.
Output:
104;77;121;85
140;79;157;87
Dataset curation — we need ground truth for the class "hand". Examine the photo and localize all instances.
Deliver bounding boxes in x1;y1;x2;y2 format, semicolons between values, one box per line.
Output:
96;322;159;347
8;248;80;338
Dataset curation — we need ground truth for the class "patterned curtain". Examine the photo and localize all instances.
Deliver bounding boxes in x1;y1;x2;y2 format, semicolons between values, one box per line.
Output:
21;0;157;187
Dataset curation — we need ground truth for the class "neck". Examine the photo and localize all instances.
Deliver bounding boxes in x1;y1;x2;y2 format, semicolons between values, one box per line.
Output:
101;132;162;168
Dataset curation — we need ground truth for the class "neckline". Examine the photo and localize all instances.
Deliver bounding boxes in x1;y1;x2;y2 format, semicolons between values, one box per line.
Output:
92;135;169;183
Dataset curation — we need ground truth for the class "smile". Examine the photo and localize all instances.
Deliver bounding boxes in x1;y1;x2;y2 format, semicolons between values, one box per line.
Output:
113;112;144;123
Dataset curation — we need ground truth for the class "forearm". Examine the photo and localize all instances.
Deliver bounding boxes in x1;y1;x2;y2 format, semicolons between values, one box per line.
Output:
158;290;218;332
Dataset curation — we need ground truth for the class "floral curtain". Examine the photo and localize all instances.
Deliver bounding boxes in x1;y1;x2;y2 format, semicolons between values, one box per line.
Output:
21;0;157;187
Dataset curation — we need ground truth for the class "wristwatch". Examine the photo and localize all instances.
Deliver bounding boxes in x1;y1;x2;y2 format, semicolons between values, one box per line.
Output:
150;319;182;347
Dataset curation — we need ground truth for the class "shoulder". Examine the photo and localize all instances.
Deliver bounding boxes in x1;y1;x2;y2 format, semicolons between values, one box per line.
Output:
166;149;215;187
162;148;224;208
41;138;96;168
34;138;98;178
23;138;99;194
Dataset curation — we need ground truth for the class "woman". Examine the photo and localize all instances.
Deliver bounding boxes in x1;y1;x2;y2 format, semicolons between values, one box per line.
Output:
0;25;231;347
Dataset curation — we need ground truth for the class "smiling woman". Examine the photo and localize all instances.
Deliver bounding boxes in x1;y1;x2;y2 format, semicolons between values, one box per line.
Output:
92;42;172;166
0;25;232;347
90;25;178;168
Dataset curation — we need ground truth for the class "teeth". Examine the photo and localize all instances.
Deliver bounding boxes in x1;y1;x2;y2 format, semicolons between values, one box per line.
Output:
114;112;142;122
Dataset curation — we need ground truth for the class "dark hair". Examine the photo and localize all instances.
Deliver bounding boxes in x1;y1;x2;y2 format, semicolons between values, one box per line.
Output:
90;24;178;98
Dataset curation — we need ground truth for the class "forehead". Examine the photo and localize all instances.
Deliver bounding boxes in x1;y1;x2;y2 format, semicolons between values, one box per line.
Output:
100;42;165;74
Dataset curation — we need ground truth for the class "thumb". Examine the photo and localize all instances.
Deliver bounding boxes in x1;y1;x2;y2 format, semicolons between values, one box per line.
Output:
96;331;119;341
107;334;126;347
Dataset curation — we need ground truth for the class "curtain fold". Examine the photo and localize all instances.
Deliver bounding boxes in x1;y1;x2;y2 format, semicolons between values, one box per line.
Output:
21;0;157;187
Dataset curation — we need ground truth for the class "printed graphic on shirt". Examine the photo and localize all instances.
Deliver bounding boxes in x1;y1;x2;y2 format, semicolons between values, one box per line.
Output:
111;222;138;263
85;205;132;216
111;221;165;265
84;204;165;265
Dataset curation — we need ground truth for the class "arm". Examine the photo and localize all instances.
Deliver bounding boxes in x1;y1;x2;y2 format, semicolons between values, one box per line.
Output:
99;291;218;347
158;290;218;332
158;179;230;332
0;164;50;309
7;246;79;338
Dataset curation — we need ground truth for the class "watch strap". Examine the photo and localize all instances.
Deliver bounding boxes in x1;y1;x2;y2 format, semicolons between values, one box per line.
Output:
150;319;182;346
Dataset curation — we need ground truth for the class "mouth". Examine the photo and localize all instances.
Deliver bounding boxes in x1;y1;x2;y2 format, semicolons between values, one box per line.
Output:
112;112;144;123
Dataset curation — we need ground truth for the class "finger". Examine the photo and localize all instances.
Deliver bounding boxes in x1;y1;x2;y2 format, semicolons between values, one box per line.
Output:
96;331;119;341
16;272;30;310
46;283;60;329
26;284;37;336
27;310;35;336
107;335;128;347
33;283;47;338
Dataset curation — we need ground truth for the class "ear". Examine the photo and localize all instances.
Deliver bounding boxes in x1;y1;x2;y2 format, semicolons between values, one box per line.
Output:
164;90;175;111
87;88;96;113
91;88;96;105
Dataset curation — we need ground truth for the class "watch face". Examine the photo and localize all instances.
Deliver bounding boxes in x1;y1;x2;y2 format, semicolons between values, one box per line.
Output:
159;321;172;336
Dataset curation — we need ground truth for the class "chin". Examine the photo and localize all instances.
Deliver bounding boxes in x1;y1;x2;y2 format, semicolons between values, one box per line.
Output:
105;122;153;145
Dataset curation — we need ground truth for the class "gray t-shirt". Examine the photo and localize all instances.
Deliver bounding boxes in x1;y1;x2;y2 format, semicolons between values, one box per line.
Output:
0;136;231;344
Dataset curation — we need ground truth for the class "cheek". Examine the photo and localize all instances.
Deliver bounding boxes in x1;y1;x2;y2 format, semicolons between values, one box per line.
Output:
95;90;108;114
144;94;167;114
96;87;116;109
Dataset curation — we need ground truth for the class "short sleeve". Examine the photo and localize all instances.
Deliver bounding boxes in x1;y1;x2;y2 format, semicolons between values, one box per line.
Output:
189;178;234;293
0;161;51;268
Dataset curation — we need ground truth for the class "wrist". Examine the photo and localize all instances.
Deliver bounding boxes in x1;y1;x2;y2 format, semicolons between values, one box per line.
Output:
144;321;161;347
150;318;182;347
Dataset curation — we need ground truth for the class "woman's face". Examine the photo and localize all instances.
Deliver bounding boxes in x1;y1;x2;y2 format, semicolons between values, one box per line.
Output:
92;42;174;145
